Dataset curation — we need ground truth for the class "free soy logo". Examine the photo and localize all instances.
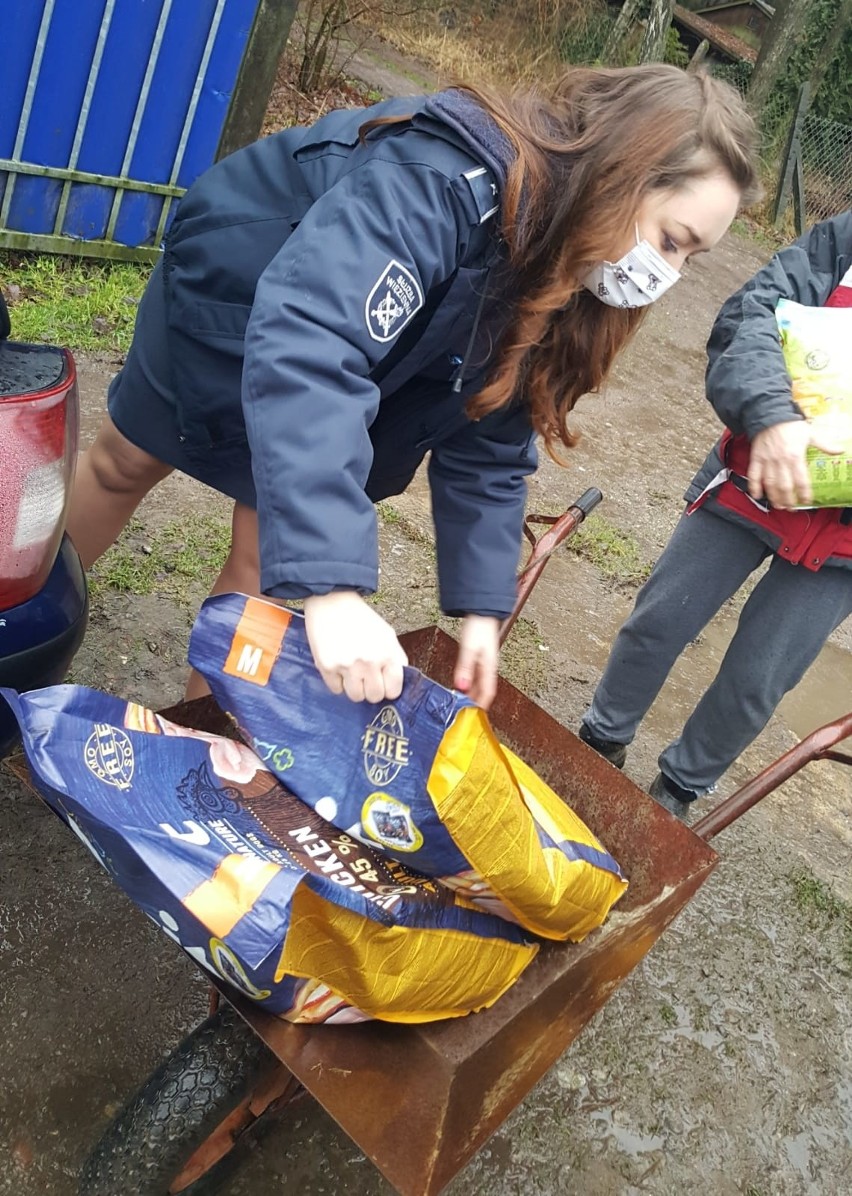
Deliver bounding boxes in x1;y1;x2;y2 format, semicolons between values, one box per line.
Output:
84;722;135;790
361;704;410;786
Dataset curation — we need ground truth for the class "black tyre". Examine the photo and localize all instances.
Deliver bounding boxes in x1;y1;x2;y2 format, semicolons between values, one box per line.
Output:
79;1003;300;1196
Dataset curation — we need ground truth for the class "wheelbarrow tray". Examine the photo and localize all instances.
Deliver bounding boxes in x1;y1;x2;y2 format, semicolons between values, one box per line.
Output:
157;622;720;1196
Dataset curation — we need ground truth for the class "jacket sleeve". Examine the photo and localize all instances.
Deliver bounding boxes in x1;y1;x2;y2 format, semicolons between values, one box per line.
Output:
241;158;472;600
428;404;537;619
705;210;852;439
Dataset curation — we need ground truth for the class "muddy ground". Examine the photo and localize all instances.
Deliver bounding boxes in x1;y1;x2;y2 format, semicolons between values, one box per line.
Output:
2;47;851;1196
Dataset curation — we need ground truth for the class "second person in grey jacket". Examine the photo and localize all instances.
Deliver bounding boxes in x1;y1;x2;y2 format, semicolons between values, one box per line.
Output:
580;211;852;816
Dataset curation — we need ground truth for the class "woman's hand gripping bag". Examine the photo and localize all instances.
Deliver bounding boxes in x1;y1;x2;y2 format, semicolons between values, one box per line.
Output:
776;298;852;507
189;594;628;941
2;685;537;1024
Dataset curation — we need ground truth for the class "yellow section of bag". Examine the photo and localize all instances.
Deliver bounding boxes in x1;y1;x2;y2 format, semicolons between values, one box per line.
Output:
427;706;627;941
275;884;538;1023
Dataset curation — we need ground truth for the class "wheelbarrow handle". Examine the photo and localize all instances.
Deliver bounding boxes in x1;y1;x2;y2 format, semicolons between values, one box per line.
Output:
499;488;602;647
692;710;852;841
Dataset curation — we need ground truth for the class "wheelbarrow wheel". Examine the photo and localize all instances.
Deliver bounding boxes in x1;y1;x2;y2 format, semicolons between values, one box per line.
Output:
78;1002;303;1196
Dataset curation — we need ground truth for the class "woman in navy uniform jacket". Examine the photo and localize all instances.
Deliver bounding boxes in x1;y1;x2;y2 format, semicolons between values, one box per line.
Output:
68;65;759;706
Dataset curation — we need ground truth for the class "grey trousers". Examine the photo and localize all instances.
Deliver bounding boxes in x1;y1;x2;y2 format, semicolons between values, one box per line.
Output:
582;507;852;794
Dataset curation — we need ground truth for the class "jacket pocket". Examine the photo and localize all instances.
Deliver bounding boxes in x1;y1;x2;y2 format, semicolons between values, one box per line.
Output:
177;299;253;349
167;301;251;455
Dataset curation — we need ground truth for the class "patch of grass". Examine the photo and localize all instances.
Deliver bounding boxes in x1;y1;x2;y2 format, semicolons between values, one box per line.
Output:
376;501;434;551
1;251;150;353
790;867;852;969
90;514;230;607
692;1003;708;1031
361;3;573;89
566;514;651;587
499;615;549;694
659;1002;677;1027
376;501;402;525
791;870;849;920
92;541;154;597
730;215;785;253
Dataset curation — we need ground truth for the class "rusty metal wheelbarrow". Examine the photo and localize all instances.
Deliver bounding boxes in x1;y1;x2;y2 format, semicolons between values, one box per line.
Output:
12;490;852;1196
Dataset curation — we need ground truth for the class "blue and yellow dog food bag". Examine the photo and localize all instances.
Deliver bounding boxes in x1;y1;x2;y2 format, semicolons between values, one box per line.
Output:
189;594;627;941
3;685;537;1024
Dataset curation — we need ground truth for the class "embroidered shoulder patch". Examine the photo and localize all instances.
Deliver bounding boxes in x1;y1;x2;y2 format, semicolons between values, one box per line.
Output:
365;259;424;343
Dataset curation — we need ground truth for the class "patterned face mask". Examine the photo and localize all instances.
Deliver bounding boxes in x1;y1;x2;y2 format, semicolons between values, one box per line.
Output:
583;225;681;308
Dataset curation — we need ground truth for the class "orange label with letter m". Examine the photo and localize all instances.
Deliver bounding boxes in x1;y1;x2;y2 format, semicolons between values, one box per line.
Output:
223;598;291;687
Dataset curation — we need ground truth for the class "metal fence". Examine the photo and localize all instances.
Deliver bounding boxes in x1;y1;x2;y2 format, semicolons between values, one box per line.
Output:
1;0;259;262
799;111;852;225
711;61;852;230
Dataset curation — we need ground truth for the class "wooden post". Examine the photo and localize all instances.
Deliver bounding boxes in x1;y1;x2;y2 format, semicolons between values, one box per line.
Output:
216;0;299;160
771;83;811;227
792;153;806;237
687;39;710;73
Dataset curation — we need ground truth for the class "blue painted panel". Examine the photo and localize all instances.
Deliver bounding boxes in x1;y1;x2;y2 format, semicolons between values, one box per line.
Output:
1;0;259;252
174;0;257;186
116;0;257;247
1;2;45;158
7;0;107;234
117;0;229;248
64;0;169;242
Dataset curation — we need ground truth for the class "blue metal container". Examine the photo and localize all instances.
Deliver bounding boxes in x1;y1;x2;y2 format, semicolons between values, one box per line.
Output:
0;0;260;261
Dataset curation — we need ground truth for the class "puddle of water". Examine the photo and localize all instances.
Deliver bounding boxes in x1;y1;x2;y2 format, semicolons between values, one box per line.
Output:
776;640;852;739
784;1132;815;1184
692;619;852;740
659;1003;725;1052
783;1119;842;1192
536;564;852;743
837;1079;852;1147
588;1107;664;1158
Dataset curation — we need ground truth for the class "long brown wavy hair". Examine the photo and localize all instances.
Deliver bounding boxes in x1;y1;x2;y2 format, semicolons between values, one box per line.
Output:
367;65;761;454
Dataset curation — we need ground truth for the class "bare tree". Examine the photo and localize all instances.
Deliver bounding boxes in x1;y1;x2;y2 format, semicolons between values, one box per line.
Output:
807;0;852;106
640;0;674;63
218;0;300;158
296;0;428;94
749;0;818;113
602;0;642;62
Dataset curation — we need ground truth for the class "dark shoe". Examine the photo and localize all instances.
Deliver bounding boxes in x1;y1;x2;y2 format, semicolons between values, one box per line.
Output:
579;723;627;769
648;772;698;820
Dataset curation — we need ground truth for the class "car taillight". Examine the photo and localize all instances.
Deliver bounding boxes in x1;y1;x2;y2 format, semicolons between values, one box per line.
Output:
0;345;79;610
